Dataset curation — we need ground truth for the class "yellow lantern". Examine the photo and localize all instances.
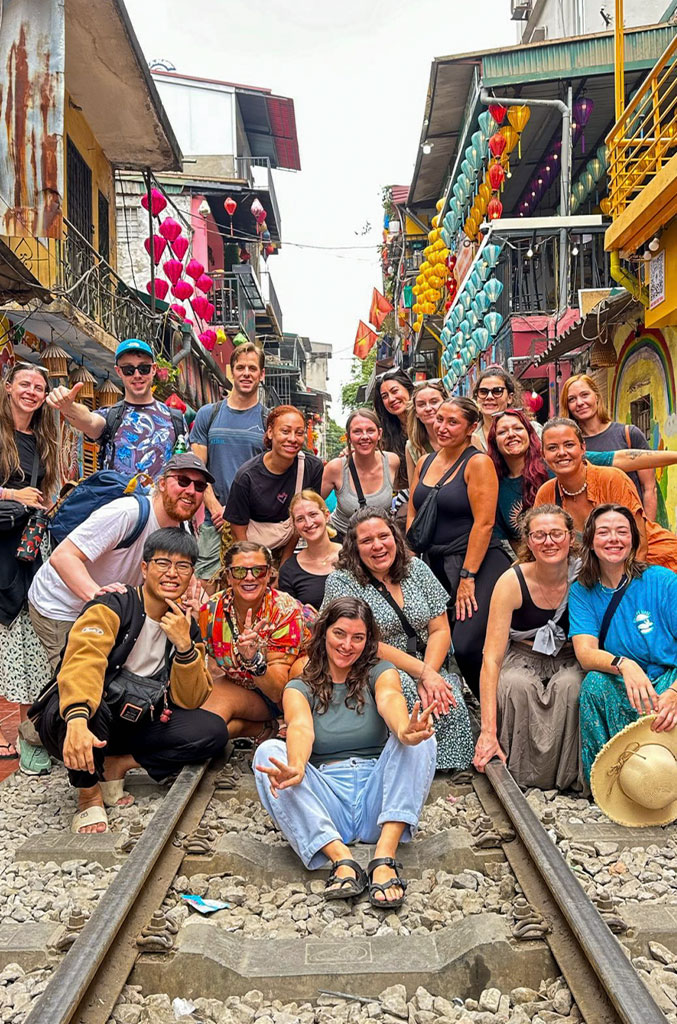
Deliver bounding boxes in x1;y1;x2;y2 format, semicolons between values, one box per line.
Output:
599;196;612;215
431;215;439;228
416;274;425;287
478;181;492;204
464;216;478;238
475;191;488;216
507;105;531;156
420;261;430;273
413;319;422;332
435;198;445;212
423;245;432;258
413;303;421;314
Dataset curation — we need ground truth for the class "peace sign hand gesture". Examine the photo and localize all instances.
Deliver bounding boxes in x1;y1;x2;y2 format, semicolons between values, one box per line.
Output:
398;700;437;746
237;609;272;661
255;755;305;798
159;598;193;653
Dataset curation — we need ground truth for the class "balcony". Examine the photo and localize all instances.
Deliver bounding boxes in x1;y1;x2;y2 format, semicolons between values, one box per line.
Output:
606;35;677;252
258;269;283;336
212;271;256;343
232;156;282;242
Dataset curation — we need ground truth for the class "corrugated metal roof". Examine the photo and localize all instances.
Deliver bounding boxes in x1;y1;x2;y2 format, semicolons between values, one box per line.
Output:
533;291;642;365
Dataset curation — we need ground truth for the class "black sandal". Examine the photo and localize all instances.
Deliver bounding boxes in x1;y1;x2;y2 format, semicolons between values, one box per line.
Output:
367;857;408;909
324;858;367;901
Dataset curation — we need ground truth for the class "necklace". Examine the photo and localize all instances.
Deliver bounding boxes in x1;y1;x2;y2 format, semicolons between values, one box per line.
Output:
560;472;587;497
600;574;628;594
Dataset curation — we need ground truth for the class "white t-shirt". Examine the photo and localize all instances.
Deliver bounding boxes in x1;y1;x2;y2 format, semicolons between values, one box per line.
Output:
123;615;167;677
28;497;160;622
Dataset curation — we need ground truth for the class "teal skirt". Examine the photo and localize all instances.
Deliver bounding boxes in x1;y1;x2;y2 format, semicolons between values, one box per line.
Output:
580;666;677;783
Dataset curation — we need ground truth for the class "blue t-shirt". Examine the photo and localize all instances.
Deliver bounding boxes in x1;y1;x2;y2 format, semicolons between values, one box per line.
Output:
191;401;265;518
98;400;185;480
569;565;677;680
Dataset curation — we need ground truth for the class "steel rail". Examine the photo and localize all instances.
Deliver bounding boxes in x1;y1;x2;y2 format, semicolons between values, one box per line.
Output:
484;759;669;1024
24;762;208;1024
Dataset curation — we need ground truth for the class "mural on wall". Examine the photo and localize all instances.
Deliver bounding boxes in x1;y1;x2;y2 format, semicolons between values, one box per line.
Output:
611;326;676;527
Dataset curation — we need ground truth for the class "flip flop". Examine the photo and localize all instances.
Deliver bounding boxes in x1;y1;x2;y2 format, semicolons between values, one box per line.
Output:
71;805;109;834
99;780;135;808
0;743;18;760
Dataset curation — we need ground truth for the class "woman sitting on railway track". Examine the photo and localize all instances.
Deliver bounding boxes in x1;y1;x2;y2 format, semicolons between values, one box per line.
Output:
255;596;437;908
198;541;311;742
569;503;677;784
473;505;584;791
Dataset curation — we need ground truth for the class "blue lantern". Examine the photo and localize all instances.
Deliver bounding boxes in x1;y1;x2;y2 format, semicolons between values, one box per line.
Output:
459;291;472;312
484;278;504;305
482;243;503;268
470;268;483;292
466;310;478;330
441;227;451;247
466;277;478;300
478;111;496;139
461;159;473;181
449;197;460;217
451;358;464;375
472;327;490;351
453;330;465;351
476;261;490;283
442;372;453;391
440;324;453;345
471;130;487;157
473;291;490;316
458;173;471;196
441;350;451;371
485;311;504;336
459;318;471;337
453;181;467;205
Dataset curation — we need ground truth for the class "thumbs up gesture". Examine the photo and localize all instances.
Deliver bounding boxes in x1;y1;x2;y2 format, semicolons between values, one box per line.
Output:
47;380;86;412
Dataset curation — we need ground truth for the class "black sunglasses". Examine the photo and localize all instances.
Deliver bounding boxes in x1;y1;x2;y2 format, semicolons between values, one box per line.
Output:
119;363;153;377
167;474;208;492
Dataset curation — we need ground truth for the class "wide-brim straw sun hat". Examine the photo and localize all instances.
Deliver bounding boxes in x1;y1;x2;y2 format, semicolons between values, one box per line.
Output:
590;714;677;828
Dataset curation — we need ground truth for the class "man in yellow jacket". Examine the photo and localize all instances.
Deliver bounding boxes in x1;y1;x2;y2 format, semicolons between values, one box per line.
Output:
31;527;228;834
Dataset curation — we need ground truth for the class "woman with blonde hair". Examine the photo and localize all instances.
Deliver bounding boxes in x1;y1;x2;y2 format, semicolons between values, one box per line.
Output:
560;373;657;518
404;380;446;486
0;362;59;771
474;504;583;790
278;491;342;610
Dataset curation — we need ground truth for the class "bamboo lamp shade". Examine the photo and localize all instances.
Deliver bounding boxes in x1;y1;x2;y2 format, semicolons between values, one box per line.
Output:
69;364;97;401
96;377;123;408
42;342;70;378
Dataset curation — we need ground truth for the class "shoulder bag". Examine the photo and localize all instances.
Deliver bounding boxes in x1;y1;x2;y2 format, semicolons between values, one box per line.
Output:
366;572;426;657
347;457;367;509
247;453;305;551
598;576;631;650
406;449;473;554
0;446;40;533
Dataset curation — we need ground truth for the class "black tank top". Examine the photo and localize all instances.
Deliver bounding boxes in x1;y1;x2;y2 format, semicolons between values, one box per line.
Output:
511;564;569;634
412;448;478;550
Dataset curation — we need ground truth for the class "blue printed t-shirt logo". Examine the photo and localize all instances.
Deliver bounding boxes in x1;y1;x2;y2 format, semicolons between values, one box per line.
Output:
634;610;654;636
277;491;289;505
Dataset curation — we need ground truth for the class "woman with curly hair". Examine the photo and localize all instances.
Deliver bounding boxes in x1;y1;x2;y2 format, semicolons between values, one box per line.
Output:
0;362;59;771
254;596;437;908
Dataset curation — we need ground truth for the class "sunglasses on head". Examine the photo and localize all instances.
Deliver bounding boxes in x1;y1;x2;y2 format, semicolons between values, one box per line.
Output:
377;369;405;385
227;565;269;580
167;474;208;492
119;363;153;377
15;361;49;376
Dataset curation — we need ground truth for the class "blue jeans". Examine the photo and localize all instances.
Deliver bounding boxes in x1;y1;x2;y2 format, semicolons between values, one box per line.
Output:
254;733;437;869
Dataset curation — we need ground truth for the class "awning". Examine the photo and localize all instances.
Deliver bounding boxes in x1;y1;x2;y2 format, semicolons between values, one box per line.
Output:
0;241;51;305
533;290;643;366
236;91;301;171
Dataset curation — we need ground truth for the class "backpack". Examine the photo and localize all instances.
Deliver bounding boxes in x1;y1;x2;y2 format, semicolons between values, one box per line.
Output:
49;471;152;549
207;400;267;435
98;401;185;471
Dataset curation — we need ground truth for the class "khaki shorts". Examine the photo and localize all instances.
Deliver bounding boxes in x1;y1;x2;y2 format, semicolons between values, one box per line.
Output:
28;603;74;672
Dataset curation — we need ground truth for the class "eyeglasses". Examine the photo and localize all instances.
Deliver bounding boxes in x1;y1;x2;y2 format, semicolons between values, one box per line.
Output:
148;557;195;575
166;474;208;493
477;386;507;399
119;363;153;377
227;565;269;580
529;529;568;544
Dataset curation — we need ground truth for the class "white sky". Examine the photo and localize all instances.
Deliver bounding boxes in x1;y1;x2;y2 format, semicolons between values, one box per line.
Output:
125;0;517;417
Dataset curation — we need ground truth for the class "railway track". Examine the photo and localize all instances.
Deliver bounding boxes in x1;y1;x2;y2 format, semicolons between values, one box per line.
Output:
14;746;674;1024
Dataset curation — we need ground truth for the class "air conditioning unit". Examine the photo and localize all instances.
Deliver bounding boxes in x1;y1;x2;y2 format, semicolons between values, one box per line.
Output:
511;0;532;19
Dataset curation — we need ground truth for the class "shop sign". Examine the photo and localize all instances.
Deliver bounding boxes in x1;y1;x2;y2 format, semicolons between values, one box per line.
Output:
649;250;666;310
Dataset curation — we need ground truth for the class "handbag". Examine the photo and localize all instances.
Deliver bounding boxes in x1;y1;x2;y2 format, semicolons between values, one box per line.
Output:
0;446;40;534
105;666;169;724
247;453;305;551
406;450;472;554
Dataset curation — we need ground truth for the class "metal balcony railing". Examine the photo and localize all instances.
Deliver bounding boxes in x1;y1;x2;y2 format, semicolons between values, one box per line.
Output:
212;271;256;342
494;234;610;315
606;35;677;217
259;270;283;334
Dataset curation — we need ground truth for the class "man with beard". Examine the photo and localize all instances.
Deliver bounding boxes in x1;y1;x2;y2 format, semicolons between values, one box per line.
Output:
28;453;213;669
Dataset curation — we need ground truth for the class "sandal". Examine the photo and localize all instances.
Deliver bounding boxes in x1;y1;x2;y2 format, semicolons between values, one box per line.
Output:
253;720;279;748
0;742;18;760
324;858;368;901
99;779;135;808
367;857;408;909
71;805;109;834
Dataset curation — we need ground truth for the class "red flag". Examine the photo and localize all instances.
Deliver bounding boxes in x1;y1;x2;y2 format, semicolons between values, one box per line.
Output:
353;320;378;359
369;288;394;330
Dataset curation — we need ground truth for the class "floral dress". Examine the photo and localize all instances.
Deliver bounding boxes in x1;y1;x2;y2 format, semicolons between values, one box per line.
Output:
321;559;473;771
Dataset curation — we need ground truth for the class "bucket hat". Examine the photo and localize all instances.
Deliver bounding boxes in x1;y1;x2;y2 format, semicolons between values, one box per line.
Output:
590;714;677;827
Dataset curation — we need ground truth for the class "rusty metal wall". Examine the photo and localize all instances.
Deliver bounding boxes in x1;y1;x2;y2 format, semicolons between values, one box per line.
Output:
0;0;65;238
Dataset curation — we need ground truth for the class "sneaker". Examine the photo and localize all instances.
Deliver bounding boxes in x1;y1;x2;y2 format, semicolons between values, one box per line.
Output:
18;738;52;776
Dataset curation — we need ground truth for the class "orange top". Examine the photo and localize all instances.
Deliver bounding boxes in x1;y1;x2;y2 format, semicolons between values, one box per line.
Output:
534;463;677;572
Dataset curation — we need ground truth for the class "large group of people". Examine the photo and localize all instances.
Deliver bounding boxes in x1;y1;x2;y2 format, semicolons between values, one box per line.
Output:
3;339;677;906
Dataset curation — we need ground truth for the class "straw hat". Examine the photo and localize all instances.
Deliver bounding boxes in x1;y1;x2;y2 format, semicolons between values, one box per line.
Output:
590;715;677;827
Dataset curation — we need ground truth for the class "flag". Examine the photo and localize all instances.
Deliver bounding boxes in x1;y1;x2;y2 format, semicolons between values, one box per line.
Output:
369;288;394;330
353;320;378;359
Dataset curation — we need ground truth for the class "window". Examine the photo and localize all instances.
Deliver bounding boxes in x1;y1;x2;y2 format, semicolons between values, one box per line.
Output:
66;137;92;240
630;396;651;441
97;191;110;263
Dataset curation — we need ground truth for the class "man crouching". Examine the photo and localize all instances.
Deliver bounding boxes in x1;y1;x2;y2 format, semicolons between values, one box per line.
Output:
31;527;228;834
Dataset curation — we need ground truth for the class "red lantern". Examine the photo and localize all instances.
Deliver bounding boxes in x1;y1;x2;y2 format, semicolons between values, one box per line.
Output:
196;274;214;294
172;280;194;301
171;236;189;260
141;188;168;217
170;303;187;319
199;330;217;351
158;217;182;243
488;132;507;160
191;295;210;319
144;234;167;265
146;278;169;301
224;197;237;216
186;258;205;281
487;197;503;220
162;259;183;285
487;162;505;191
166;393;187;413
488;104;507;125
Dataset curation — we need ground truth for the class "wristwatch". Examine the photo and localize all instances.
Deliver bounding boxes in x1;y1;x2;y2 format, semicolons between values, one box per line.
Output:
459;569;477;580
611;655;625;672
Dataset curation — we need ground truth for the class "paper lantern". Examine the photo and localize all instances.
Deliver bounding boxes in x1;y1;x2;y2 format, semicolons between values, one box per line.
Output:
461;158;474;181
196;274;214;294
488;104;507;125
487;162;505;191
487;197;503;220
192;295;210;319
507;105;531;155
478;111;497;139
144;234;167;264
488;132;506;159
172;280;194;301
250;198;266;223
158;217;182;243
485;311;504;336
484;278;504;304
596;145;609;172
472;327;490;351
599;197;612;216
162;259;183;285
202;301;215;323
500;125;519;155
453;180;468;205
573;96;594;152
170;236;189;260
572;181;587;204
186;258;205;281
141;188;168;217
466;310;479;330
170;303;187;319
146;278;169;301
69;363;97;401
451;358;464;375
459;318;472;337
587;157;603;181
199;330;217;351
224;197;237;216
473;292;490;316
483;243;503;268
459;292;472;312
581;170;596;195
95;377;122;408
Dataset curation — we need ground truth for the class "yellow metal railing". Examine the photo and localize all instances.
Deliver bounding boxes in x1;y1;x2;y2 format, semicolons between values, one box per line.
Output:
606;34;677;217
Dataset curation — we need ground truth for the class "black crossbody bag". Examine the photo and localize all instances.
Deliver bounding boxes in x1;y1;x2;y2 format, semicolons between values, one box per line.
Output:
105;642;172;723
598;576;631;650
366;573;426;657
406;449;472;554
347;457;367;509
0;448;40;533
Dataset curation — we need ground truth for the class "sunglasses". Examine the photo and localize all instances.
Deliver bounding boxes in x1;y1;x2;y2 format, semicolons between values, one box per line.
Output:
377;369;407;385
227;565;269;580
167;474;208;492
15;361;49;376
477;386;507;398
119;363;153;377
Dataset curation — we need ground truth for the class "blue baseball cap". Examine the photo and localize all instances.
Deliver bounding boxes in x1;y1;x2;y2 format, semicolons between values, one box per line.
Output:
115;338;154;362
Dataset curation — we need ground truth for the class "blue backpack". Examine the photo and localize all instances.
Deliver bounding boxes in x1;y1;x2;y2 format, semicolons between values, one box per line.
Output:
50;471;152;549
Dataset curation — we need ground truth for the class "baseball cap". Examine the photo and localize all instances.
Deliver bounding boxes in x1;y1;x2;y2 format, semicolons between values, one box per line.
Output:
163;452;215;485
115;338;154;362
